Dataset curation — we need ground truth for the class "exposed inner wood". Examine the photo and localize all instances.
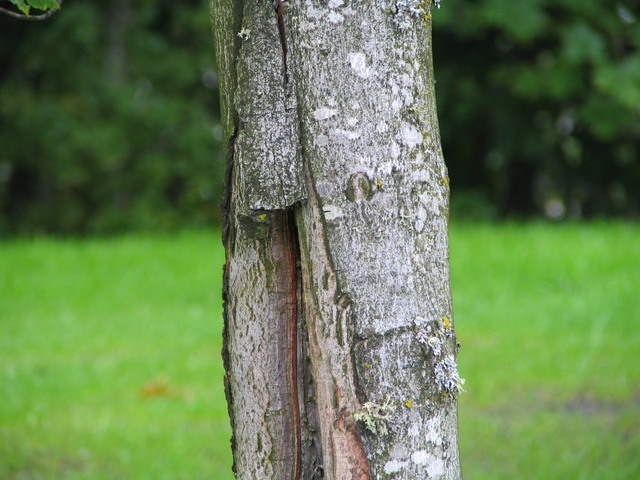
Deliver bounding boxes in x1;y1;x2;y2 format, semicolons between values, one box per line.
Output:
296;167;371;480
271;210;302;480
214;0;461;476
274;0;289;83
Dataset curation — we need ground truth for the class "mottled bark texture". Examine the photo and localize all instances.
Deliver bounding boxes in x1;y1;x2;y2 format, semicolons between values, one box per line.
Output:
211;1;462;479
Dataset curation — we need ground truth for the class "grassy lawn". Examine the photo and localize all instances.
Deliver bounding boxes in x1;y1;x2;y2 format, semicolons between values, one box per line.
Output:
1;223;638;479
1;231;230;479
452;223;640;480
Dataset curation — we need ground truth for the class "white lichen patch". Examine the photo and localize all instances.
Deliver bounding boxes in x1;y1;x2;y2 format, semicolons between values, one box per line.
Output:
400;88;415;106
348;52;372;79
327;11;344;23
427;458;446;477
313;108;338;121
411;450;445;476
424;418;444;446
237;28;251;40
331;128;361;142
411;168;431;183
384;459;408;473
401;123;423;149
353;398;396;436
435;355;465;394
419;191;440;215
408;422;420;437
413;205;427;233
427;335;443;356
411;449;430;465
391;443;410;459
391;98;404;111
389;141;401;159
387;0;428;31
398;73;414;87
376;121;389;133
315;134;329;147
328;0;344;7
322;205;343;221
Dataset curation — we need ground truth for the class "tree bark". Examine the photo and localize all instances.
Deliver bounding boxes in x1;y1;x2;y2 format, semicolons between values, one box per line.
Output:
211;1;462;479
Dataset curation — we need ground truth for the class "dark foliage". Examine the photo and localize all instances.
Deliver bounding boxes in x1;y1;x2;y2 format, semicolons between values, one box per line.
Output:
435;0;640;220
0;0;221;234
1;0;638;234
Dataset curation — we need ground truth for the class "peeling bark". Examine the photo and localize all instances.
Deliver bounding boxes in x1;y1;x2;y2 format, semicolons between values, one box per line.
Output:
211;1;462;479
296;163;371;479
233;0;306;210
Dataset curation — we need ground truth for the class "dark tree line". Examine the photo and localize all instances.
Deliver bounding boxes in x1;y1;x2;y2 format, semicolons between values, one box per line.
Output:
1;0;638;234
435;0;640;220
0;0;222;234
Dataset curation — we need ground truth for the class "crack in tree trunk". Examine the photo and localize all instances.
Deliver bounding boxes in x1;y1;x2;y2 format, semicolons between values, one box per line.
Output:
212;1;462;478
273;0;289;84
296;164;371;480
276;210;302;479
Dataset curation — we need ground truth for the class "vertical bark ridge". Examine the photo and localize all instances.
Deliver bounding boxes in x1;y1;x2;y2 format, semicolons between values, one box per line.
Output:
285;2;462;478
274;0;289;83
214;1;461;478
222;207;307;479
232;0;306;210
213;1;312;478
275;210;303;480
296;164;371;480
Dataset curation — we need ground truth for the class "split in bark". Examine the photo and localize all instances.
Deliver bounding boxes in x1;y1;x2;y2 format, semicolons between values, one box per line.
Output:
213;1;462;479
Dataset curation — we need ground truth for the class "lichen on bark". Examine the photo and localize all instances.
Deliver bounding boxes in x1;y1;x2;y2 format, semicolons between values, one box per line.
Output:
211;0;461;478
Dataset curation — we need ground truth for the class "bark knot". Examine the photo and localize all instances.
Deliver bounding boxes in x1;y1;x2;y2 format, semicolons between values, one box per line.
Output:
346;172;374;202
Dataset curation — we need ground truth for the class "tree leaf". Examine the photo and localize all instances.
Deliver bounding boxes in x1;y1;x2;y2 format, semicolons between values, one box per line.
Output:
7;0;30;15
594;55;640;109
478;0;548;42
561;22;606;64
25;0;60;11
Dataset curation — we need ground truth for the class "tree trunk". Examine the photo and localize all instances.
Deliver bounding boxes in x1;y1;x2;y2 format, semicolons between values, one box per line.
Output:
210;1;462;479
104;0;131;84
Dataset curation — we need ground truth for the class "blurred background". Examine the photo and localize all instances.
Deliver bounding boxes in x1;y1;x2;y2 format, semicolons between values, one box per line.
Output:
436;0;640;222
1;0;638;235
1;1;639;480
0;0;222;235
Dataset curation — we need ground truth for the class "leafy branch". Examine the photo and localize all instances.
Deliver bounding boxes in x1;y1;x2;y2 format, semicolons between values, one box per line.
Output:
0;0;62;21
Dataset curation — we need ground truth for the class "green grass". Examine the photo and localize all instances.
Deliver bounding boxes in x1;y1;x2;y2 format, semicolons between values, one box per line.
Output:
452;222;640;480
1;223;638;479
1;231;230;479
